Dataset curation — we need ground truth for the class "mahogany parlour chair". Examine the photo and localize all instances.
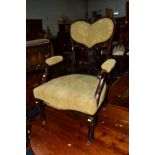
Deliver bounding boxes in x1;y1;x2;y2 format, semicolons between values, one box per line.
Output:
33;17;116;144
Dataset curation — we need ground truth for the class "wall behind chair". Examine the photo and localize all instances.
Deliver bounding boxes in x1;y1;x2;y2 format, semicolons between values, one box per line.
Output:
26;0;128;35
88;0;128;18
26;0;85;35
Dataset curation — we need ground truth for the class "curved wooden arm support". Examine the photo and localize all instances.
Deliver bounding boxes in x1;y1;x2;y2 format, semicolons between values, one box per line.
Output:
95;69;107;107
41;65;49;84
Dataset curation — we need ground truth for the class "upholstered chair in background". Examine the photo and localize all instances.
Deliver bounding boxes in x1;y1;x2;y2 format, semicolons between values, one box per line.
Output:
112;44;127;76
33;17;116;144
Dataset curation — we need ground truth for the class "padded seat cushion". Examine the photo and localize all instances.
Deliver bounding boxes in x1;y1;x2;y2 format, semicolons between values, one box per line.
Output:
33;74;106;115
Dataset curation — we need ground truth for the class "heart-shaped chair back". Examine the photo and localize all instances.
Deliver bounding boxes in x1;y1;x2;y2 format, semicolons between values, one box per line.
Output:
71;17;114;48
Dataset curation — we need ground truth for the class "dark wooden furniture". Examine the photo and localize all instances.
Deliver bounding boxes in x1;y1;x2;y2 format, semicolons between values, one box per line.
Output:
111;45;128;77
108;72;129;108
111;10;129;77
49;24;72;57
26;39;53;110
33;17;115;144
113;17;128;44
26;19;44;41
26;39;53;72
26;39;54;146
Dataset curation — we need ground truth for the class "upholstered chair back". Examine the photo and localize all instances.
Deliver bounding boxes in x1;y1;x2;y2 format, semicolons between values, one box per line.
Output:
70;17;115;74
71;18;114;48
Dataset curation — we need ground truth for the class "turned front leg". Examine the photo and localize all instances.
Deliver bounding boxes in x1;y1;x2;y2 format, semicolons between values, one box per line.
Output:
87;115;97;144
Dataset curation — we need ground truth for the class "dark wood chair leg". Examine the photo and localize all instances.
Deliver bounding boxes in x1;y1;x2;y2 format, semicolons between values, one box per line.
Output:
87;115;97;144
38;101;46;126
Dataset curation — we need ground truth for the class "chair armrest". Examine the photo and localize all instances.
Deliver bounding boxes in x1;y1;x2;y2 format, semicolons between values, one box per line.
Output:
45;55;63;66
101;59;116;73
41;56;63;84
95;59;116;107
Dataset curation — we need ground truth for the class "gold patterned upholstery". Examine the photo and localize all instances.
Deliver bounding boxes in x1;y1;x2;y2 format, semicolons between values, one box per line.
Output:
33;74;106;115
71;18;114;48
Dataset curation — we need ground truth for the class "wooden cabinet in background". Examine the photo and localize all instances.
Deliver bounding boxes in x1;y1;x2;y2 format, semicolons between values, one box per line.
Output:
26;39;53;72
26;38;53;110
